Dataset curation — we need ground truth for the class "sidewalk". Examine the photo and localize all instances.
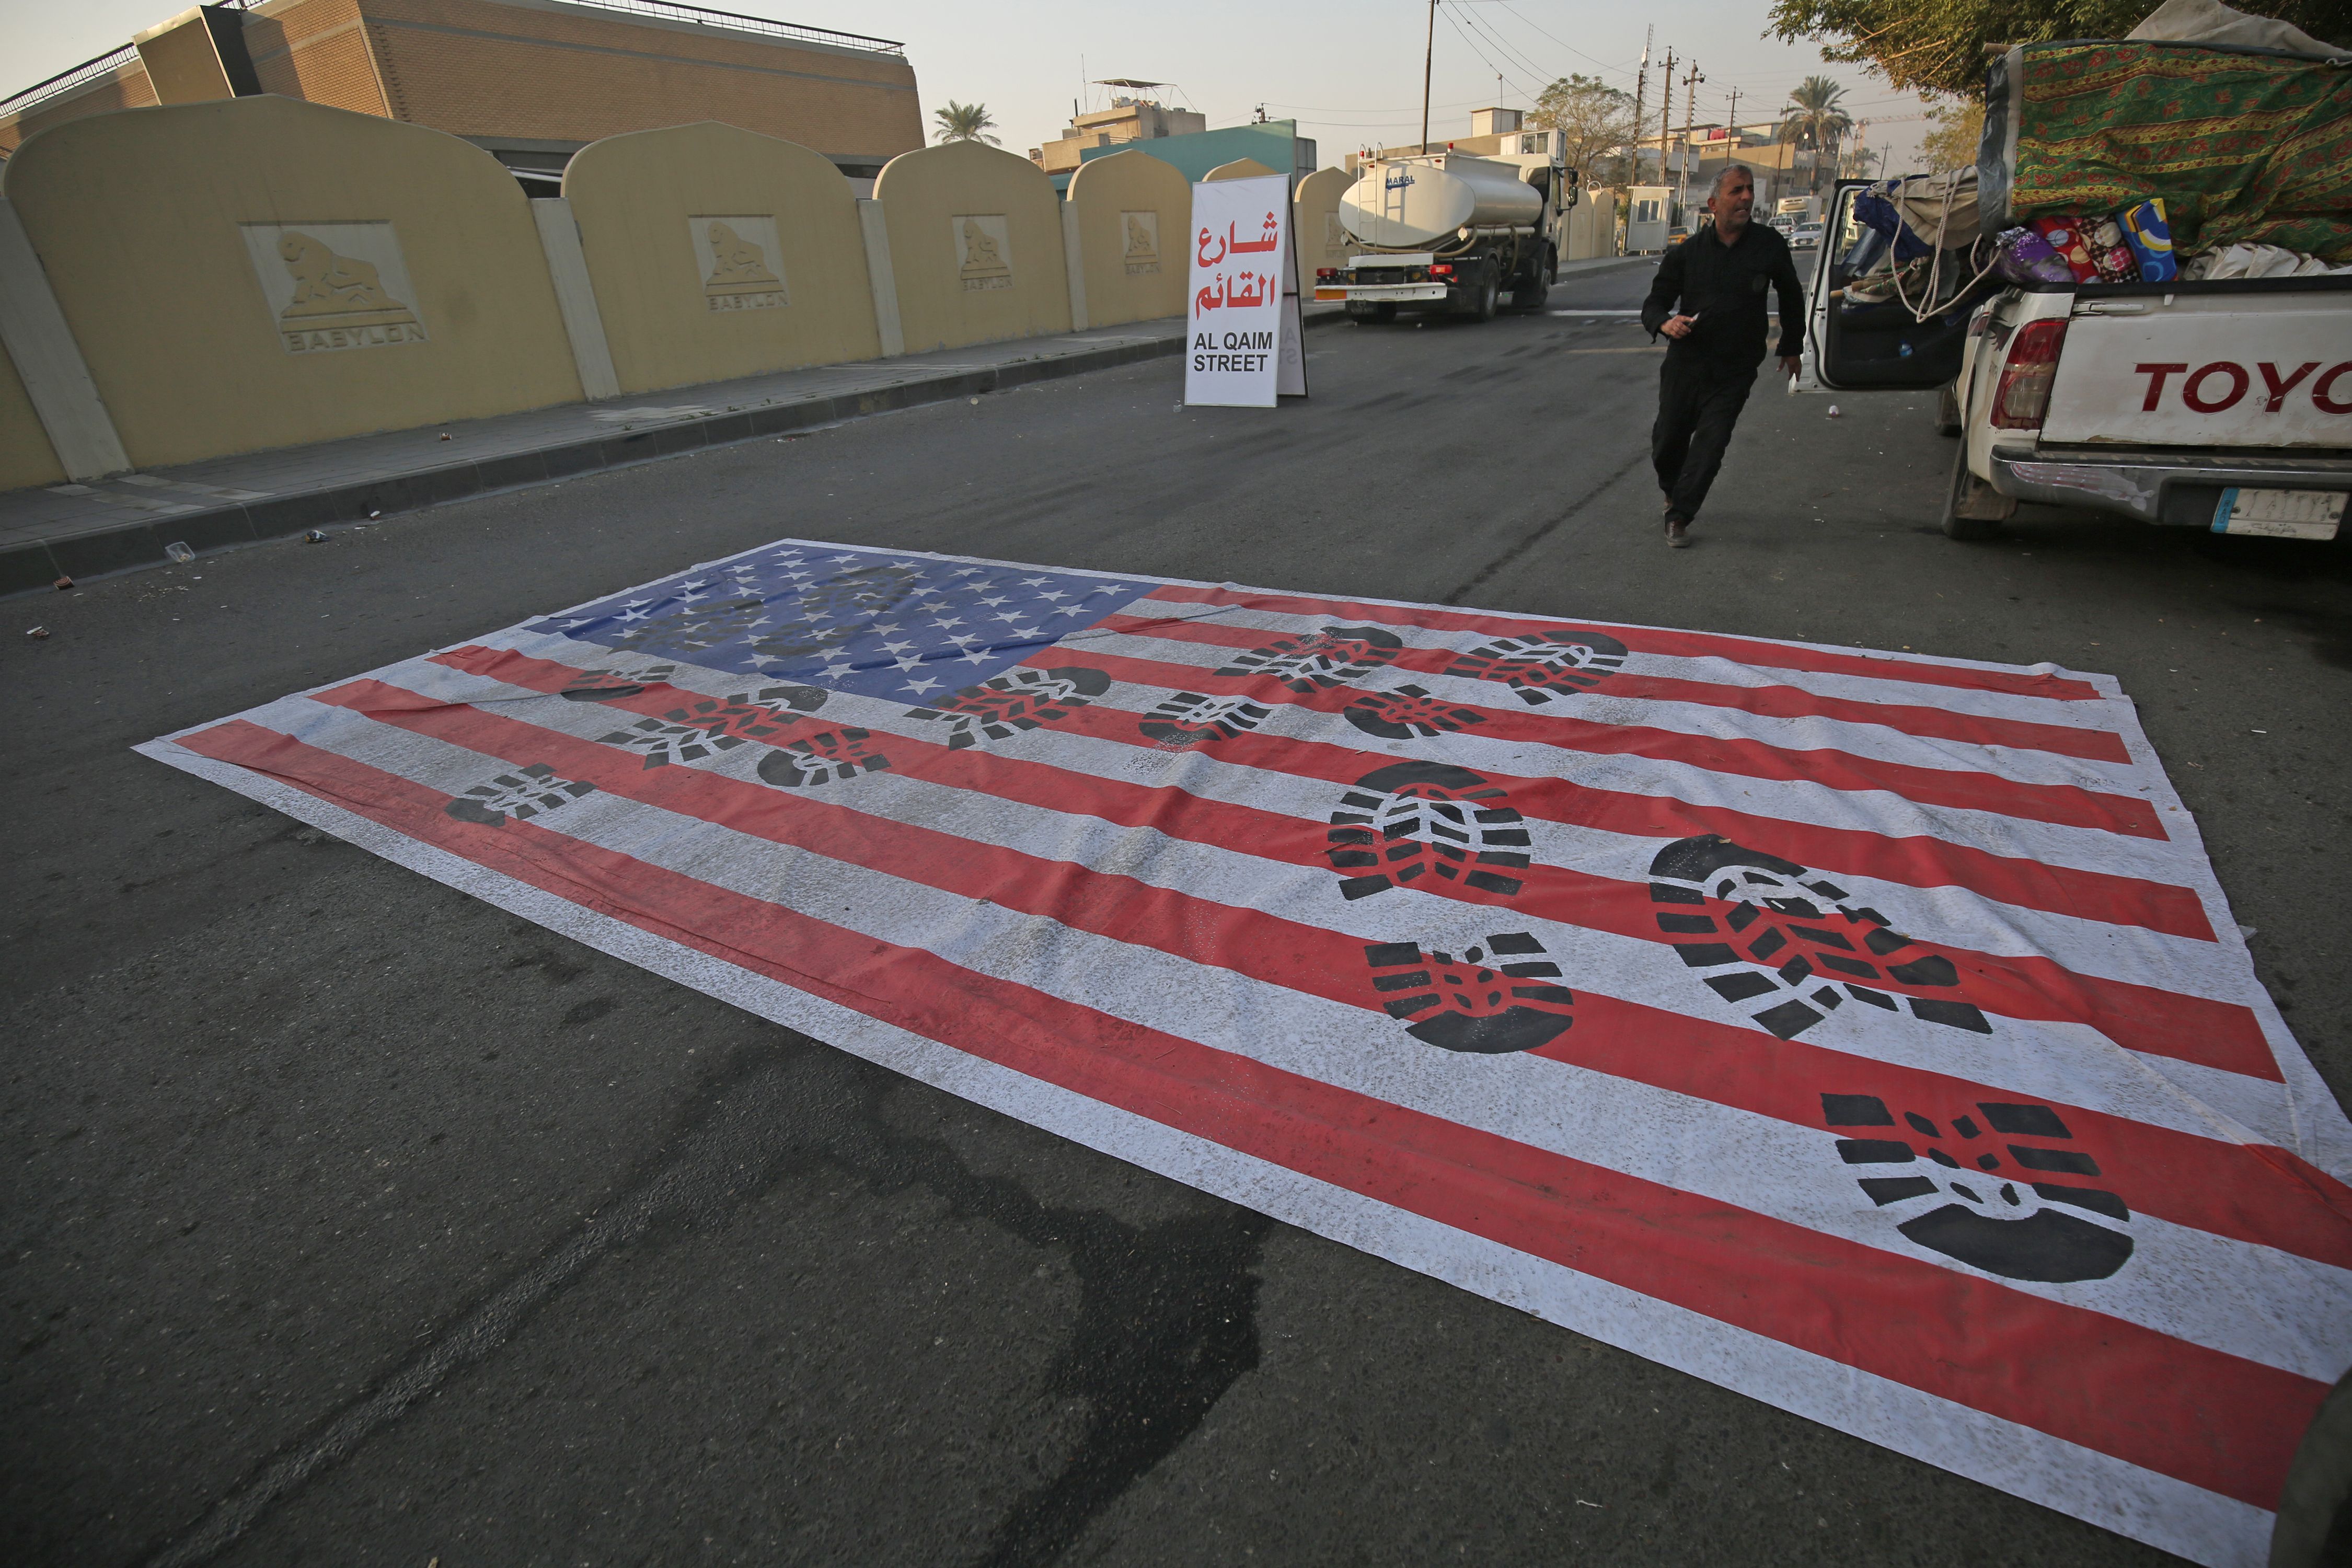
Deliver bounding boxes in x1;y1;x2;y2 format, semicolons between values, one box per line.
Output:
1;321;1187;595
2;255;1651;596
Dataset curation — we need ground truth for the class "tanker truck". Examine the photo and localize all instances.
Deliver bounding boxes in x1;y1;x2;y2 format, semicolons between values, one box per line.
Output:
1313;151;1574;322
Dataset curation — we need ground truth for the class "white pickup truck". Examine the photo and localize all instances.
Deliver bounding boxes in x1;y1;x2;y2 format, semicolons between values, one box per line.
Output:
1802;178;2352;541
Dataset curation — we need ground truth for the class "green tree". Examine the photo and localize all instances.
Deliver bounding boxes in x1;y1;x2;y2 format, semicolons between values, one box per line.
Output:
1919;100;1986;171
1778;75;1854;194
1767;0;2352;98
932;100;1001;146
1530;73;1643;188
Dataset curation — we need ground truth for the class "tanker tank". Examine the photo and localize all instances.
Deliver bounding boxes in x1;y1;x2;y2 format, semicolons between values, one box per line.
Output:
1338;153;1546;250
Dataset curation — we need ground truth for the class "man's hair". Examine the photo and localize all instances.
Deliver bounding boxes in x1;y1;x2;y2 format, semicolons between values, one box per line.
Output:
1712;163;1756;197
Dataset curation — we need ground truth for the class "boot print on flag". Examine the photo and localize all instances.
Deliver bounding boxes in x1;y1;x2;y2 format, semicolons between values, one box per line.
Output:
1363;933;1575;1053
598;685;828;769
756;728;891;788
1821;1093;2135;1283
561;664;678;702
1443;627;1630;706
1214;625;1403;692
445;763;596;826
1647;835;1990;1040
1326;763;1531;900
1343;685;1488;741
904;666;1110;750
1139;692;1272;749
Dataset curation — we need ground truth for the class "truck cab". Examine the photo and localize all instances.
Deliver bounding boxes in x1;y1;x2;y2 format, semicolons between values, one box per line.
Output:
1804;178;2352;541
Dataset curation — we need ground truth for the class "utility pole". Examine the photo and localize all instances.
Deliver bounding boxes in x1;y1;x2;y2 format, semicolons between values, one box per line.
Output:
1624;28;1650;255
1727;86;1740;141
1420;0;1438;154
1658;47;1675;200
1679;59;1703;212
1630;28;1650;186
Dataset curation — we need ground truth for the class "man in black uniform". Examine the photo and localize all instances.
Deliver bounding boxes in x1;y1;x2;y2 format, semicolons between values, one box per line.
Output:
1639;165;1806;547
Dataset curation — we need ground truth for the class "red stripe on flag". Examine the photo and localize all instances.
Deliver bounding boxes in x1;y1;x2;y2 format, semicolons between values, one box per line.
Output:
336;670;2336;1255
1068;645;2166;841
1142;583;2110;702
429;647;2255;1075
167;716;2330;1511
441;645;2212;940
1099;613;2135;764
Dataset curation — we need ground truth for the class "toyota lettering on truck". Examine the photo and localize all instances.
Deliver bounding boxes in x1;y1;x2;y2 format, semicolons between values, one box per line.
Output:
1796;16;2352;543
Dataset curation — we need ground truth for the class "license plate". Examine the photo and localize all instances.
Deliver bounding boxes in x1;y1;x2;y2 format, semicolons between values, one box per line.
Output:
2212;487;2345;539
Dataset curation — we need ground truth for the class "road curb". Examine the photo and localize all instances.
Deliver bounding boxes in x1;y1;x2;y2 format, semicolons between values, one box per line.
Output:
6;326;1269;599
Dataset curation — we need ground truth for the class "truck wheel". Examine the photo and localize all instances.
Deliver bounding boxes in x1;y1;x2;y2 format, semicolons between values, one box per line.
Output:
1940;443;2002;541
1348;302;1397;324
1510;267;1549;313
1935;379;1963;437
1472;279;1499;321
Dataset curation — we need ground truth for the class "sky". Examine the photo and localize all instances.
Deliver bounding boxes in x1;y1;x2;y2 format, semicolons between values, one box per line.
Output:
2;0;1936;174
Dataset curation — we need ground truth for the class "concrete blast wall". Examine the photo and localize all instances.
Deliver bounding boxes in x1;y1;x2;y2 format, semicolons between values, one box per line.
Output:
563;121;879;395
877;140;1071;353
2;96;581;469
0;341;66;491
0;99;1261;488
1294;166;1358;280
1062;150;1190;330
1566;190;1619;261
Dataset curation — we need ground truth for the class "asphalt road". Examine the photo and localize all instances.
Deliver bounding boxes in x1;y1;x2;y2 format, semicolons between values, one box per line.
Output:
9;262;2350;1568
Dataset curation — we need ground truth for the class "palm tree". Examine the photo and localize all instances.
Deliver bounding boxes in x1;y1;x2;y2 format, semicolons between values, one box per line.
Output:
1778;76;1853;195
932;100;1001;146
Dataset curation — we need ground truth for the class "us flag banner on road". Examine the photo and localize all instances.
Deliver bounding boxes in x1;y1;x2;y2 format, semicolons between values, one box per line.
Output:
141;540;2352;1566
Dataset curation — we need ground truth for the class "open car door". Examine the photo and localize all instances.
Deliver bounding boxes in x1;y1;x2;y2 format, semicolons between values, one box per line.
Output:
1806;179;1976;392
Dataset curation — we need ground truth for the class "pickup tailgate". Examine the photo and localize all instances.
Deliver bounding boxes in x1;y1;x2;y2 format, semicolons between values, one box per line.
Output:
2042;291;2352;447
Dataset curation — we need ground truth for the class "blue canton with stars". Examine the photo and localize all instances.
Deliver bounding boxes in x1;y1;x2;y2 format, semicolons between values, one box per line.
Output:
525;544;1147;701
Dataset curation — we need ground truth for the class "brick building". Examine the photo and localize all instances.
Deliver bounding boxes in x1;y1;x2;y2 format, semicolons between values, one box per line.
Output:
0;0;922;182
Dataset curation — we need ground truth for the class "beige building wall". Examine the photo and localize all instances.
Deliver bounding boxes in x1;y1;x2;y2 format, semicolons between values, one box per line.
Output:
877;140;1070;353
1294;165;1358;278
133;15;242;105
0;61;158;158
2;95;582;468
357;0;920;158
245;0;394;117
1063;150;1188;329
3;0;920;164
0;340;67;491
563;121;879;394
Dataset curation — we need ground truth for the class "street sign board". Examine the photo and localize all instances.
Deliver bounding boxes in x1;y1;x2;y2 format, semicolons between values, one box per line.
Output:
1185;174;1306;407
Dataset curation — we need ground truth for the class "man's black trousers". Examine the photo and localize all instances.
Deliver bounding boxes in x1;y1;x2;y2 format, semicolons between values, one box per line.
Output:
1652;353;1758;523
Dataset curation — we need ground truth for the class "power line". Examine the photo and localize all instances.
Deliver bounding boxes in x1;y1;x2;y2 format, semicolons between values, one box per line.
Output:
1439;5;1549;107
1491;1;1643;84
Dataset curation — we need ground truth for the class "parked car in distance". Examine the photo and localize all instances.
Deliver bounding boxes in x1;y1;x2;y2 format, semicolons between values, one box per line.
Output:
1791;223;1825;249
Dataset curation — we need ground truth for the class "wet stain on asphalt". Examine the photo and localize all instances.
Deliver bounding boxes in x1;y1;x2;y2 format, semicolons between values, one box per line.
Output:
139;1036;1271;1568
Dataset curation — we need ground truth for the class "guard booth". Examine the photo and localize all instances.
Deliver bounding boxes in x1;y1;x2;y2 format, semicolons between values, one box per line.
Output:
1626;185;1670;253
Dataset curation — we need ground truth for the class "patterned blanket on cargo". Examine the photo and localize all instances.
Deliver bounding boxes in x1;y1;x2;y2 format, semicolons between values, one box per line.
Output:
140;540;2352;1567
2006;40;2352;261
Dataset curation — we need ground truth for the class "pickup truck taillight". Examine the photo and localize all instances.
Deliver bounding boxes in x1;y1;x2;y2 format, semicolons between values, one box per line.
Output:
1990;318;2068;430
